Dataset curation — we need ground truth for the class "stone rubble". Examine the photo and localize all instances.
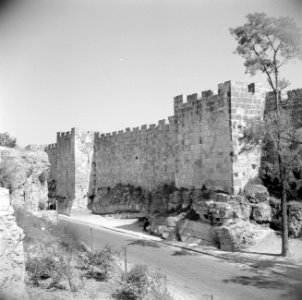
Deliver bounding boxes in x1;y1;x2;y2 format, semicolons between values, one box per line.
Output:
0;188;28;300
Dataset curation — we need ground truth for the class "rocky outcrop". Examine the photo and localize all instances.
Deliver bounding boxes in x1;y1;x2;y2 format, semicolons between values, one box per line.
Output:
88;185;148;215
192;194;251;225
148;212;216;245
178;219;215;245
0;146;49;213
88;183;173;215
288;202;302;238
244;184;269;203
269;198;302;238
89;182;302;251
251;202;272;223
216;220;274;251
0;188;28;300
148;213;186;240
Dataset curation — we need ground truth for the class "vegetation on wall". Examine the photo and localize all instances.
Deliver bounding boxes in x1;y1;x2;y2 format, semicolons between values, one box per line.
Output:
0;132;17;147
231;12;302;256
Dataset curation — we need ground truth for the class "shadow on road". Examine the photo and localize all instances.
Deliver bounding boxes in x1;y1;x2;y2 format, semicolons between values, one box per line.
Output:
223;274;287;289
127;239;160;248
222;257;302;300
172;250;197;256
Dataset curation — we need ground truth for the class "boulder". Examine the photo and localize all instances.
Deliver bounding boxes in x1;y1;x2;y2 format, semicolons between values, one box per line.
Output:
148;213;185;240
251;202;272;223
178;219;215;245
192;196;251;225
215;193;230;202
244;184;269;203
288;202;302;238
216;220;274;251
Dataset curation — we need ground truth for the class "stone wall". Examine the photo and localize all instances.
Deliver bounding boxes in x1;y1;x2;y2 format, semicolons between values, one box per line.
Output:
174;82;233;191
45;81;302;213
46;130;75;213
74;130;95;208
0;188;28;300
230;82;268;193
90;81;267;195
45;129;95;212
92;119;177;190
288;89;302;129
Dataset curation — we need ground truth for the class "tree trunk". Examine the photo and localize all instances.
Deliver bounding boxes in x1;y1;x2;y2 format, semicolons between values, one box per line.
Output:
278;154;289;257
274;74;289;257
280;177;289;256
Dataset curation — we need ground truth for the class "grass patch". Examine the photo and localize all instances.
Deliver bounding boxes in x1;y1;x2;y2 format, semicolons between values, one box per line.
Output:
14;207;174;299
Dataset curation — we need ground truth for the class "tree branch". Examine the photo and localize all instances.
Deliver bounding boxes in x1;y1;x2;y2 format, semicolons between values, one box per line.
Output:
252;44;275;92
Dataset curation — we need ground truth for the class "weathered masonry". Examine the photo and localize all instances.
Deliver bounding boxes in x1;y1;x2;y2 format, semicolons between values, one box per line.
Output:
45;81;302;210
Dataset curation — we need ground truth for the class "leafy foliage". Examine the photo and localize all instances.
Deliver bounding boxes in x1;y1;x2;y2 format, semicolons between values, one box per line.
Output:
240;110;302;199
0;132;16;147
113;265;173;300
230;13;302;93
231;13;302;256
79;246;115;281
26;251;77;291
14;209;174;299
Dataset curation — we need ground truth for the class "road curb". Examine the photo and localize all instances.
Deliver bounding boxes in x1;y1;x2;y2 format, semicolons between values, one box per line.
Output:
60;214;302;282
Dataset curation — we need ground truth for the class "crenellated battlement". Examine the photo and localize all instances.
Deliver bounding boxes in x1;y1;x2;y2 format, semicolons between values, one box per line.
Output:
288;88;302;98
55;127;84;140
45;80;302;206
57;131;72;138
94;116;175;142
45;143;57;151
173;83;227;114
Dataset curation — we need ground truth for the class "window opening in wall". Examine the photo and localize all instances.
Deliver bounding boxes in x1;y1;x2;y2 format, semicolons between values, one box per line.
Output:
248;83;255;94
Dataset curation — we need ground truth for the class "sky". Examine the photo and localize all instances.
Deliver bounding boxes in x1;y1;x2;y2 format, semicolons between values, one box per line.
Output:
0;0;301;146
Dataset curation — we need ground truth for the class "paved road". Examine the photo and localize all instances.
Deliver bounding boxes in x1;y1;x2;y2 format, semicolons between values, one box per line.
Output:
61;218;302;300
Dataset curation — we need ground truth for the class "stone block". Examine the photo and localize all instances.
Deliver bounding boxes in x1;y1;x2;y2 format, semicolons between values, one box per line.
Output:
251;202;272;223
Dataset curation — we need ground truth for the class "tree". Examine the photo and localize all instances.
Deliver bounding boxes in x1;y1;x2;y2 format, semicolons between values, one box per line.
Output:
230;13;302;256
0;132;16;147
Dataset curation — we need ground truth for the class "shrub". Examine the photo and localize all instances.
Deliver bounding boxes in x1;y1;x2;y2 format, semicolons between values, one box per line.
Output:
79;246;115;281
113;265;174;300
0;132;16;147
0;160;20;192
114;264;148;300
146;269;174;300
26;251;76;291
